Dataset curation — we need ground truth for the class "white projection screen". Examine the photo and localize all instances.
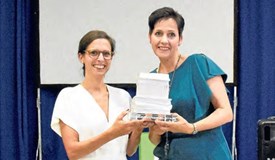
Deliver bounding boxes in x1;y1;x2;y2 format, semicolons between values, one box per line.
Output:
40;0;235;84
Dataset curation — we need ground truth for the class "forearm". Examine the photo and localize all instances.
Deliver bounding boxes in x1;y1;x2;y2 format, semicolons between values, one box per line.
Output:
126;128;143;156
148;129;161;145
64;129;116;160
194;107;233;132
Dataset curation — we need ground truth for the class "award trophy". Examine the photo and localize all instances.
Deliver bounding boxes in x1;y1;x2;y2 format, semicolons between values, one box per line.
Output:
128;73;177;122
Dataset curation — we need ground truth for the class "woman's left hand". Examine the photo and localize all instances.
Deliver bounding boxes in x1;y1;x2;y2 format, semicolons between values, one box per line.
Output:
154;113;193;134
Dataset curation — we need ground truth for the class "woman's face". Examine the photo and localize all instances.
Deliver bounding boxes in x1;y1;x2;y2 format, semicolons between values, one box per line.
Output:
149;18;182;60
79;38;112;77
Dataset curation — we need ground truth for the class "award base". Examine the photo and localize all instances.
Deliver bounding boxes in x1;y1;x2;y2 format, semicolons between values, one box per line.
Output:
129;112;177;122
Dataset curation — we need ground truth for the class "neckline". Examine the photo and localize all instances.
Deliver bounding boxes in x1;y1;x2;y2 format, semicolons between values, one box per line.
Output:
170;55;189;74
79;84;110;122
156;55;190;74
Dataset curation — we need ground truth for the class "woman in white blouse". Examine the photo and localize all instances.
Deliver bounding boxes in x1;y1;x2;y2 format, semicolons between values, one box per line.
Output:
51;30;147;160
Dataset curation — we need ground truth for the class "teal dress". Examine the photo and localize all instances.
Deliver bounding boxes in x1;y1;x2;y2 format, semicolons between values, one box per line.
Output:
152;54;231;160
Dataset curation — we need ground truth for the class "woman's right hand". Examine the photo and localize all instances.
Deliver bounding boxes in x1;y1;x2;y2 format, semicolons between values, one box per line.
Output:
109;111;143;137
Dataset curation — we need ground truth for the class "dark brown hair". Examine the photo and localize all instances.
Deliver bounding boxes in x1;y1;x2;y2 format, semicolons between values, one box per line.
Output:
148;7;185;36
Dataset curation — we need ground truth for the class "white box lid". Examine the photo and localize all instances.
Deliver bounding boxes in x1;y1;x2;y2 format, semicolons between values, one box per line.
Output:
139;72;170;81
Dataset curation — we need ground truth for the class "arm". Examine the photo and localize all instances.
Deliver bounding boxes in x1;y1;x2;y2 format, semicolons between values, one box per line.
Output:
193;75;233;132
126;125;143;156
60;111;136;160
148;123;165;145
149;76;233;134
126;118;155;156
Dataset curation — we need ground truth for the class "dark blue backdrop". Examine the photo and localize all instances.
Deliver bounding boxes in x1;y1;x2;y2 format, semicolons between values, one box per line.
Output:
237;0;275;159
1;0;275;160
0;0;39;159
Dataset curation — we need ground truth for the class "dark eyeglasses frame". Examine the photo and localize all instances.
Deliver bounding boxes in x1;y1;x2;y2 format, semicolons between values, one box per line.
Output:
84;50;114;60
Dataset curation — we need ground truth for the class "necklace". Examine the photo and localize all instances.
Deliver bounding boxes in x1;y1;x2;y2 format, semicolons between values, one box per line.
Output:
157;54;181;159
169;54;181;88
157;54;181;88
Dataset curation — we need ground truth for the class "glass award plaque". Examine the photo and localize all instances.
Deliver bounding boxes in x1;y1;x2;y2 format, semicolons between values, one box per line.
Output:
128;112;177;122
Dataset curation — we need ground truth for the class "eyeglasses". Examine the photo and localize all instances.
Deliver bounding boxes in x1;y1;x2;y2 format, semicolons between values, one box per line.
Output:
85;50;114;60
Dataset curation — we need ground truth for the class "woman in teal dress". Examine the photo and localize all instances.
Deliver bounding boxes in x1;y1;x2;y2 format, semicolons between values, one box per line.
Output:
147;7;233;160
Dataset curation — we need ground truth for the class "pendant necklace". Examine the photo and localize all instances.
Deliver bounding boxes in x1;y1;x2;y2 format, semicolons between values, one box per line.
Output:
158;54;181;159
169;54;181;89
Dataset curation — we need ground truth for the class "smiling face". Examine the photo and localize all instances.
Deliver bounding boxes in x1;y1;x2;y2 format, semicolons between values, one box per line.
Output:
149;18;182;61
79;38;112;78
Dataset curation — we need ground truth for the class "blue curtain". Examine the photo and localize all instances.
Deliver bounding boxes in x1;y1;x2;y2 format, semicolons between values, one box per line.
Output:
40;86;68;160
0;0;39;159
237;0;275;159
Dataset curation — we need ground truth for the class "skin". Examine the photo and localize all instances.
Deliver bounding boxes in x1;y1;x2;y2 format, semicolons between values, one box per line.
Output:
148;18;233;145
148;18;183;73
59;38;150;160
